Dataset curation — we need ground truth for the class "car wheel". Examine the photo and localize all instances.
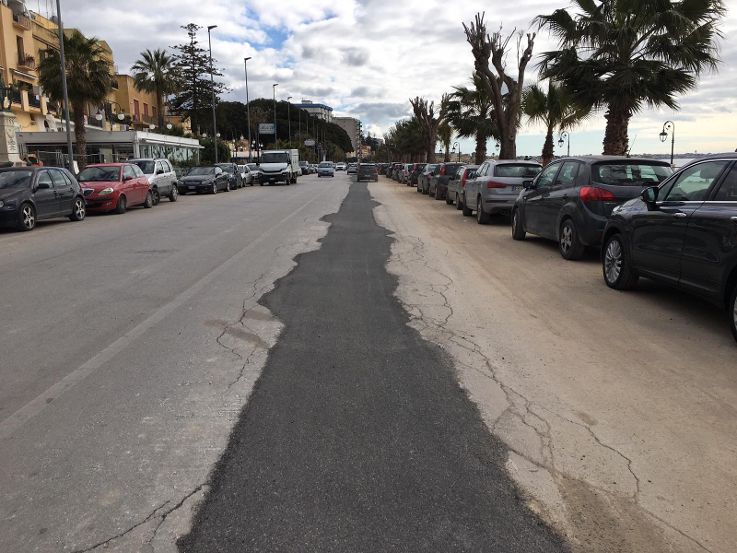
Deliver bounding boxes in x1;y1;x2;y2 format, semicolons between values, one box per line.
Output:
476;196;491;224
416;182;423;193
225;181;231;192
17;202;36;231
511;209;526;241
446;193;453;205
115;195;127;214
212;183;218;194
462;194;473;216
456;194;463;210
143;191;153;208
603;233;638;290
729;285;737;343
69;197;86;221
169;185;179;202
151;188;161;205
559;218;585;260
435;188;444;201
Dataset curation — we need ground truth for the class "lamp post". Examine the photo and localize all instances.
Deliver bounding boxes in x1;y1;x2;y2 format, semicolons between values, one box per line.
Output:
54;0;74;171
287;96;292;146
494;141;500;157
207;25;219;163
659;121;675;168
244;57;252;162
558;131;570;157
251;140;263;163
452;141;460;162
272;83;278;147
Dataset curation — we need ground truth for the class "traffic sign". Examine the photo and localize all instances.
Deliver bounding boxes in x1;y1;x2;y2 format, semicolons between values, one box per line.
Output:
259;123;275;134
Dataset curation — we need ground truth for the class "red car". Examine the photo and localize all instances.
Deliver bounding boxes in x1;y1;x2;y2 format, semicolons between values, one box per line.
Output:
78;163;153;213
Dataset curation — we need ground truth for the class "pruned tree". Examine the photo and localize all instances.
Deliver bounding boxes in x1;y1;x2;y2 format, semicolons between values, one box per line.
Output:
409;95;449;162
463;13;535;159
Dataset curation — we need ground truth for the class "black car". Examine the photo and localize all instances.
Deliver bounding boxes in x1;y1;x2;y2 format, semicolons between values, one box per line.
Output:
511;156;672;260
215;163;243;189
602;155;737;342
0;167;86;231
357;163;378;182
408;163;427;187
428;162;464;200
178;166;231;194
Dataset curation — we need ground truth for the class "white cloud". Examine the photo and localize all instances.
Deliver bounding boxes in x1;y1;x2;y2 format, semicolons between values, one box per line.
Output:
55;0;737;155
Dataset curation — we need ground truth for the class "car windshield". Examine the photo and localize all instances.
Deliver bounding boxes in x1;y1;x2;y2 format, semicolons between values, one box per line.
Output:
247;164;258;170
0;170;32;189
494;164;542;178
216;164;235;174
188;167;216;176
592;163;672;186
318;162;333;168
262;153;289;164
131;160;155;174
78;167;121;182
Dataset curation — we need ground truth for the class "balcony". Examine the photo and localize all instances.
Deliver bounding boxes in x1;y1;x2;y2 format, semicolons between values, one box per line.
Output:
13;13;32;30
17;54;36;71
28;94;41;109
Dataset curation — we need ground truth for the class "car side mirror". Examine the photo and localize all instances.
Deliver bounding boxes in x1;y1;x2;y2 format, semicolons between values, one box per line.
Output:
523;180;535;189
36;182;51;190
124;175;134;181
641;186;659;209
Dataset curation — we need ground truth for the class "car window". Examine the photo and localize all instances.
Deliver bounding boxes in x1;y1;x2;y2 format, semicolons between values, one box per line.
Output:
49;170;67;188
593;163;671;186
60;170;75;186
535;163;560;189
164;161;173;172
663;160;729;202
155;161;165;174
554;162;580;187
37;171;53;188
0;170;32;189
494;164;542;178
477;163;487;177
123;165;136;180
710;164;737;202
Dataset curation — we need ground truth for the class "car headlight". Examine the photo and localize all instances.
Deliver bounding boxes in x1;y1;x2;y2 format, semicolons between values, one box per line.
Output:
0;200;4;208
99;187;114;195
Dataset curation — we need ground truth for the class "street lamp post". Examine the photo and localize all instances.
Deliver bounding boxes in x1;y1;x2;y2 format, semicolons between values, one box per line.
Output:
272;83;278;147
452;141;460;162
55;0;74;171
558;131;570;157
659;121;675;168
207;25;219;164
244;57;252;162
287;96;292;146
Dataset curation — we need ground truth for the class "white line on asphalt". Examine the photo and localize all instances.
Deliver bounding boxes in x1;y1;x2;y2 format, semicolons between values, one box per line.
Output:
0;188;333;440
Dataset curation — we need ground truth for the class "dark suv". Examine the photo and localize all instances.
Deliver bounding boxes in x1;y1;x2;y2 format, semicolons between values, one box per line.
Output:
428;162;464;200
511;156;672;260
602;155;737;342
357;163;378;182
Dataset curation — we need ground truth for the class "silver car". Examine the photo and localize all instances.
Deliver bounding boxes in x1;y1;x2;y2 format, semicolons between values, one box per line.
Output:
238;164;256;186
128;158;178;204
462;160;542;224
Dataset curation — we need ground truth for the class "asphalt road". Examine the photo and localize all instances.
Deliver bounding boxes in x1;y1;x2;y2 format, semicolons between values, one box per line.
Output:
178;180;566;552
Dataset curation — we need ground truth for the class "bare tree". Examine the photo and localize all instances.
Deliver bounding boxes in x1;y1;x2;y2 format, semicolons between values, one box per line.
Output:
410;95;449;163
463;13;535;159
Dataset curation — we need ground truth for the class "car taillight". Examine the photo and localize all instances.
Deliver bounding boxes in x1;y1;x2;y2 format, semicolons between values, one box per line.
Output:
486;181;506;189
579;186;616;202
440;166;446;176
460;177;466;187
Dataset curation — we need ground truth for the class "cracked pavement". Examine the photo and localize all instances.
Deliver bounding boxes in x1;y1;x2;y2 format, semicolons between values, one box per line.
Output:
0;175;348;552
370;177;737;553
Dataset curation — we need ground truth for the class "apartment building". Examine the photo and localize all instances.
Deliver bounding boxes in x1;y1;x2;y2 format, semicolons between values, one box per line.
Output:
333;116;360;151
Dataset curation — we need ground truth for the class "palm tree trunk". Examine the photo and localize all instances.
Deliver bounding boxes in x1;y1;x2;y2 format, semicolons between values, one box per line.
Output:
542;125;555;166
156;88;164;130
475;131;487;164
444;143;450;162
603;105;631;155
72;102;87;171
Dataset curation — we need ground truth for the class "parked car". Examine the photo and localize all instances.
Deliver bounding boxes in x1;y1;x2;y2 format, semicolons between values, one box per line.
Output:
390;163;403;181
0;167;86;231
428;162;464;201
238;164;256;186
449;165;478;209
79;163;153;213
335;162;347;171
317;161;335;177
247;163;261;182
178;166;231;194
601;155;737;341
418;164;440;194
216;163;244;189
511;156;672;259
128;158;178;204
299;160;310;175
463;160;542;222
347;163;358;175
408;163;427;187
357;163;379;182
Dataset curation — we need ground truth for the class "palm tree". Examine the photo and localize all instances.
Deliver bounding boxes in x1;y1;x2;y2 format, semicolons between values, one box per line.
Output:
437;121;452;162
39;30;113;170
522;82;590;166
537;0;725;155
131;48;175;130
446;73;497;164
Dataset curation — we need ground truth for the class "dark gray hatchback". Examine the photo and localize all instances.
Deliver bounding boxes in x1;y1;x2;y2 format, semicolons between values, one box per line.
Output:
511;156;672;260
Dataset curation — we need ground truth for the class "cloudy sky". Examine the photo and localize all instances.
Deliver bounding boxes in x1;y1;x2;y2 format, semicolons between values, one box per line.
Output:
51;0;737;156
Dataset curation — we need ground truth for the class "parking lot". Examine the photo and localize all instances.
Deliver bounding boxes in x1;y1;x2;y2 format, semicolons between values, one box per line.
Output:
370;176;737;553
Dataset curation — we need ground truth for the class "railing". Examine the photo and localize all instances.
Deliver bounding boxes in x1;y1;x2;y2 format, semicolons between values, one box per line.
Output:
32;22;60;46
10;89;22;105
18;55;36;70
12;13;32;30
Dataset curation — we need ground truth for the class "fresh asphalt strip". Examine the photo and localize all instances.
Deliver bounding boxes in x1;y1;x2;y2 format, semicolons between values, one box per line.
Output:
178;181;568;552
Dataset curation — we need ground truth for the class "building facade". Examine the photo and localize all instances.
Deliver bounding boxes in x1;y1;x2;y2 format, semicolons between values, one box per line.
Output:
333;116;360;151
294;100;333;122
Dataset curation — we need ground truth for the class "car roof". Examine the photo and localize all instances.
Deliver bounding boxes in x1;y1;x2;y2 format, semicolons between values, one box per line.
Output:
87;163;126;167
0;167;40;172
553;155;672;166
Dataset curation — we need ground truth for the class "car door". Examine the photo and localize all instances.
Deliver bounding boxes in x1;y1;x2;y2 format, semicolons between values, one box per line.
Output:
153;161;166;195
678;162;737;300
522;162;561;236
32;170;57;218
631;159;730;284
544;161;582;237
122;165;141;203
49;169;74;214
467;163;486;204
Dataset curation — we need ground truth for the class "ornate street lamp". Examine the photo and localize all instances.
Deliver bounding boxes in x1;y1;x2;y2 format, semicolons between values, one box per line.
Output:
659;121;675;167
558;131;570;157
452;141;460;162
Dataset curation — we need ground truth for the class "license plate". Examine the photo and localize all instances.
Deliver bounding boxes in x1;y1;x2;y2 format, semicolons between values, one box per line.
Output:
512;186;520;192
189;186;196;190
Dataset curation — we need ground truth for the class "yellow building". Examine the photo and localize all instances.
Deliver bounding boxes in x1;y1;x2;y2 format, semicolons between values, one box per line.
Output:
113;73;160;130
0;0;59;132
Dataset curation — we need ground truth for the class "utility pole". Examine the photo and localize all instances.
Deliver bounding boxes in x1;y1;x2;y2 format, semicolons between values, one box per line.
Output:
55;0;74;171
207;25;218;163
244;57;252;162
287;96;292;146
272;83;278;147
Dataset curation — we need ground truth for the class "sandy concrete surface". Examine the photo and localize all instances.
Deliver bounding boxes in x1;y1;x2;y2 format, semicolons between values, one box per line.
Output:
370;177;737;553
